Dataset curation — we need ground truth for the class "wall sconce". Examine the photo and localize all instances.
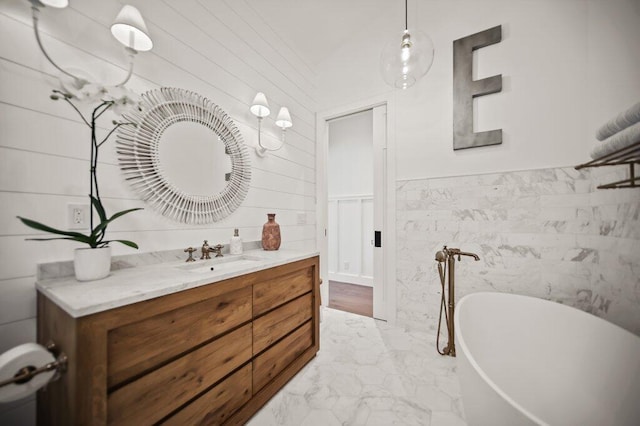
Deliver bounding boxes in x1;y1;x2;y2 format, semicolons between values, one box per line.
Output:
29;0;153;87
250;92;293;157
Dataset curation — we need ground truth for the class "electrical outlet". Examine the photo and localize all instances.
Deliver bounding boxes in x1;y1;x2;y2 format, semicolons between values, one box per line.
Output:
343;261;350;271
68;204;89;230
296;212;307;225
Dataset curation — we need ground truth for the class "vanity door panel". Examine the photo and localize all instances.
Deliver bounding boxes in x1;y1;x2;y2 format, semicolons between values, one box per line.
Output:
252;321;313;393
107;323;252;425
253;266;313;316
107;286;251;388
162;363;252;426
253;293;313;355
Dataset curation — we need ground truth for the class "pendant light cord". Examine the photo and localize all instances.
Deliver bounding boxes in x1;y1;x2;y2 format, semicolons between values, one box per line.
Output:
405;0;408;30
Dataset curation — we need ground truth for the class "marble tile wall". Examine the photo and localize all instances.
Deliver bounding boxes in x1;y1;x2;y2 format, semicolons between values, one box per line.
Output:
396;167;640;335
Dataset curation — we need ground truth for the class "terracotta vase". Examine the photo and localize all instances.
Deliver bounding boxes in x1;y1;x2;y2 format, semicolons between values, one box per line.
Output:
261;213;281;250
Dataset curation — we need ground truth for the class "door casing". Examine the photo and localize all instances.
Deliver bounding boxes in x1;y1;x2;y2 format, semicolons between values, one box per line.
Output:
316;95;397;322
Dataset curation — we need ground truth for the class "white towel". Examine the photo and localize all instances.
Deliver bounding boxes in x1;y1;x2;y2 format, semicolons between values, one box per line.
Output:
595;101;640;141
590;121;640;159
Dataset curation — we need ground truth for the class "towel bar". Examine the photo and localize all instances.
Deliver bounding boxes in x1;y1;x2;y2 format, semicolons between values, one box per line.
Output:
575;140;640;189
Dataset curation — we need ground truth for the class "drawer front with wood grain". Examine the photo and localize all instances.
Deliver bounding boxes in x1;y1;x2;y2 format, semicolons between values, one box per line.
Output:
253;266;313;317
253;293;312;356
252;321;313;393
107;323;252;425
162;363;252;426
107;286;251;388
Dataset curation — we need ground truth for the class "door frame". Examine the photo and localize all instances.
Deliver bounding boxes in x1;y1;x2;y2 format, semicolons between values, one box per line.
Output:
316;94;397;322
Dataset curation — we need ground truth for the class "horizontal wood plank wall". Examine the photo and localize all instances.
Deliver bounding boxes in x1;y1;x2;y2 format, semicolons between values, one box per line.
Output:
0;0;317;420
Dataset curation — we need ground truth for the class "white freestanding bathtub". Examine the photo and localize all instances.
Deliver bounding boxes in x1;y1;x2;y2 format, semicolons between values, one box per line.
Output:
454;292;640;426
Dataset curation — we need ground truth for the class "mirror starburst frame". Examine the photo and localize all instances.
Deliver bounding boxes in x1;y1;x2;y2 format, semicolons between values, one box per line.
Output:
116;87;251;224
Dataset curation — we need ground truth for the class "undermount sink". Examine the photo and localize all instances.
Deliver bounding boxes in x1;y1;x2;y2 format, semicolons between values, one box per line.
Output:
175;254;265;274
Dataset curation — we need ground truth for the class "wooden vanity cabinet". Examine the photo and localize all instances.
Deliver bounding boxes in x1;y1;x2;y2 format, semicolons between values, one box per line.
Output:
37;256;320;425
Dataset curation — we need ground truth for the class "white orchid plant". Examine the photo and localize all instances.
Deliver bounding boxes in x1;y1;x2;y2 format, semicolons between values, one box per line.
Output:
18;81;143;249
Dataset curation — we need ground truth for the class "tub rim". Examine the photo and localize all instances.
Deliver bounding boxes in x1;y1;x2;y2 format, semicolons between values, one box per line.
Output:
454;292;551;426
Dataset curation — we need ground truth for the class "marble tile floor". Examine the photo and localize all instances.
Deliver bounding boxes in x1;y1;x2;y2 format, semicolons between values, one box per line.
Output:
248;308;467;426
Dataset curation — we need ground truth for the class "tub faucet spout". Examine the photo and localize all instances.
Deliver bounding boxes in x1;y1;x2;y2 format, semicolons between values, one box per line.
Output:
446;247;480;261
458;251;480;261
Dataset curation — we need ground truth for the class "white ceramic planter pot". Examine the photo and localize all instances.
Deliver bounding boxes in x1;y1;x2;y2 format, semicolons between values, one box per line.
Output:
74;246;112;281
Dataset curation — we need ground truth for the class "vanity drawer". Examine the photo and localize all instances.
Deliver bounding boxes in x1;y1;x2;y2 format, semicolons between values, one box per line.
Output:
107;286;251;388
253;321;313;393
107;323;252;425
253;266;313;317
253;293;312;355
162;363;252;426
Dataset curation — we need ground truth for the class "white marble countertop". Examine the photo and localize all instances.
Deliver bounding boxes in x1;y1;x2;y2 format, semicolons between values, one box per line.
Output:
36;249;319;318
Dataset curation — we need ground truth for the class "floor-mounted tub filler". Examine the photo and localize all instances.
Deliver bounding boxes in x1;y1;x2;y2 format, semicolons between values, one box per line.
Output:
455;292;640;426
434;246;480;357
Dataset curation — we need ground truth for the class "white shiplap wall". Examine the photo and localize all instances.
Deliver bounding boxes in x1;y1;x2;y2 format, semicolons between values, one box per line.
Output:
0;0;317;420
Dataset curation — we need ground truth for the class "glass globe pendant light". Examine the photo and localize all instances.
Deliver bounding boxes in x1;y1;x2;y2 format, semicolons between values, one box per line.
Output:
380;0;435;89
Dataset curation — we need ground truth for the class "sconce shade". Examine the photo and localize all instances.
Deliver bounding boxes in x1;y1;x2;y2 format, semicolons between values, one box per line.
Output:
38;0;68;7
250;92;271;118
275;107;292;129
111;5;153;52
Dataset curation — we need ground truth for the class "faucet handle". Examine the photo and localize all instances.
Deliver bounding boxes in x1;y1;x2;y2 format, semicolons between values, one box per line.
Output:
212;244;224;257
184;247;197;262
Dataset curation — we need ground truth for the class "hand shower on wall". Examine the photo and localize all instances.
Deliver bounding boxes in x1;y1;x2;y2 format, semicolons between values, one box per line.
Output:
435;246;480;357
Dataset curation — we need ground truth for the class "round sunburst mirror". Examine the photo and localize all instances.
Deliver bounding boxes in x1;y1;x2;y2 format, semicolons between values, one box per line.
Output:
116;87;251;224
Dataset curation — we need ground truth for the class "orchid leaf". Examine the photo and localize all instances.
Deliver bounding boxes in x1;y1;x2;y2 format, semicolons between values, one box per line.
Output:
17;216;90;240
26;236;92;244
91;208;143;235
107;207;143;223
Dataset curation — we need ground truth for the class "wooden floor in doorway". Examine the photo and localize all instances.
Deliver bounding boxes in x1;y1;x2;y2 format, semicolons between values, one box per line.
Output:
328;281;373;318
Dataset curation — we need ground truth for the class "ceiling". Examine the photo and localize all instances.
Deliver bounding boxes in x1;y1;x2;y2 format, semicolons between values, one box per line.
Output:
244;0;397;67
244;0;640;69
